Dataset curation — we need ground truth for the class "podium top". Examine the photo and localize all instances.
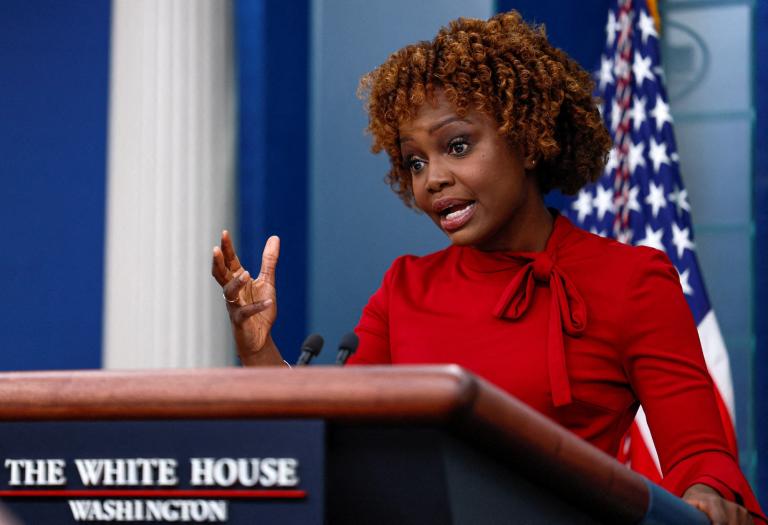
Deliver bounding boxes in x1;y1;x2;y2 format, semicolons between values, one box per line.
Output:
0;365;648;522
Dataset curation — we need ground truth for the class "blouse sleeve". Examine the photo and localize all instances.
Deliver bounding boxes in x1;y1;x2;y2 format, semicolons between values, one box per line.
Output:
621;248;766;522
347;258;402;365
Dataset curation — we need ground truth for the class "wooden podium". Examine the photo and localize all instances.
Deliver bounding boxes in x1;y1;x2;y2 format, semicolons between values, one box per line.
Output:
0;366;708;524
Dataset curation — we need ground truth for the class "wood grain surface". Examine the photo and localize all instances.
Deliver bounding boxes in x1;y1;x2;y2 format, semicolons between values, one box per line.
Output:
0;366;647;522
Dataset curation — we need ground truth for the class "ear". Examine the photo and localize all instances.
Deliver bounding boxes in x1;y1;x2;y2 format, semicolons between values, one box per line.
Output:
519;142;539;170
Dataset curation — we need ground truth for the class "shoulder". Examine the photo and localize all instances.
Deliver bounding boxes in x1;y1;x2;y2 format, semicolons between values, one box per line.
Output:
556;217;676;279
382;245;458;281
554;218;681;303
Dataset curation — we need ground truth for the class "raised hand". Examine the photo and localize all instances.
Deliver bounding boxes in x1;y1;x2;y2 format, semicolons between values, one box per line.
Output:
212;231;286;366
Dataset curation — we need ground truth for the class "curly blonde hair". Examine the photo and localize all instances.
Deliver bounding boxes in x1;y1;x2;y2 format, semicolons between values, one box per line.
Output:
358;11;611;207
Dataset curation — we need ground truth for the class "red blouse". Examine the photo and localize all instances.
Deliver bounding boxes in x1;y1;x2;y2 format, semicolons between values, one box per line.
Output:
349;214;765;521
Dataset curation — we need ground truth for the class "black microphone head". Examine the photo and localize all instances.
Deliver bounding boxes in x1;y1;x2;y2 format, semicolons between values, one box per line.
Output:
338;332;359;354
301;333;324;357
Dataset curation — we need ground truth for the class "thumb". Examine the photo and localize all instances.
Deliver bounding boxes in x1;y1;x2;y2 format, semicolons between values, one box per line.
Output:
259;235;280;285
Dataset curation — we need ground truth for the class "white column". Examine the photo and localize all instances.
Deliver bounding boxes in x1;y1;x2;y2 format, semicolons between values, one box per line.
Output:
103;0;236;368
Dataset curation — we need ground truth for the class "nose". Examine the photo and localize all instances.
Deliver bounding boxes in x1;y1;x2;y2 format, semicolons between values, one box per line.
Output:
425;159;454;194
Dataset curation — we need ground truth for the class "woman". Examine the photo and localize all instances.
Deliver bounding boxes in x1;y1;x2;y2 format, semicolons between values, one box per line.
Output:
212;12;765;524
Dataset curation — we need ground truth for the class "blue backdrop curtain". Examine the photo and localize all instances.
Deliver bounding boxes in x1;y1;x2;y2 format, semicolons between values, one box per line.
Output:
235;0;309;363
0;0;110;370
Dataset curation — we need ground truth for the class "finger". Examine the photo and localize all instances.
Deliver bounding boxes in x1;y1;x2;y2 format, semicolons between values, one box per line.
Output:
259;235;280;285
730;504;752;525
700;501;726;525
223;270;250;303
709;500;729;525
211;247;229;286
232;299;273;325
220;230;242;272
685;498;722;525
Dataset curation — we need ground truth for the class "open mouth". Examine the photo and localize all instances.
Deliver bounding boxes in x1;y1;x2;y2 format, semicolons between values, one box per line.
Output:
438;201;476;232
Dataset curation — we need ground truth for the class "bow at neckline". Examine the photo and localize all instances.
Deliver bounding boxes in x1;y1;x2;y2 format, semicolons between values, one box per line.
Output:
492;251;587;407
460;216;587;407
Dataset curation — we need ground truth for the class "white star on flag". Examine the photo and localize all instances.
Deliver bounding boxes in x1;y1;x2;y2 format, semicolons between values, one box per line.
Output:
593;184;615;220
648;137;671;173
599;56;614;90
650;94;673;132
628;140;646;174
638;10;658;44
630;95;647;131
678;268;694;296
645;181;667;218
668;186;691;215
604;147;619;175
606;10;619;46
636;224;665;252
671;222;695;259
627;185;642;213
633;51;654;86
572;189;594;222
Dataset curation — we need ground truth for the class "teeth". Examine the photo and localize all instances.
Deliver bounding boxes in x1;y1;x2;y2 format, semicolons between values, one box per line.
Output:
445;202;475;220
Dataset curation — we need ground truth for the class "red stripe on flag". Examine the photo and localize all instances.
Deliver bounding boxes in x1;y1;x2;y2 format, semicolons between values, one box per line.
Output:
621;422;663;483
713;385;739;458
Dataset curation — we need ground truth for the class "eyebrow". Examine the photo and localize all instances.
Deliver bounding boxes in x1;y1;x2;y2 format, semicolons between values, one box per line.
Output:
399;116;471;145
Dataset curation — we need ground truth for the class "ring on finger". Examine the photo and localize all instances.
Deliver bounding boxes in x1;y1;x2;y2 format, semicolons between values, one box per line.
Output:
223;293;239;305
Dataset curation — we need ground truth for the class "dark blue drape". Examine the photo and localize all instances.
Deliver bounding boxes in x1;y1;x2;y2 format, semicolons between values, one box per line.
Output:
0;0;110;370
496;0;613;71
235;0;309;363
496;0;612;212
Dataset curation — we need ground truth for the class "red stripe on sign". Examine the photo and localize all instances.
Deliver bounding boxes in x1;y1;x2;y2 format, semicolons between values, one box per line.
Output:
0;489;306;499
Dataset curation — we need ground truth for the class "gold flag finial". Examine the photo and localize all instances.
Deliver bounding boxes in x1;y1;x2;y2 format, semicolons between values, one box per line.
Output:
646;0;662;33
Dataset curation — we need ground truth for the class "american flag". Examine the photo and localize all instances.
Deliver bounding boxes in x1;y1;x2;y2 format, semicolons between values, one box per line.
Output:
561;0;739;479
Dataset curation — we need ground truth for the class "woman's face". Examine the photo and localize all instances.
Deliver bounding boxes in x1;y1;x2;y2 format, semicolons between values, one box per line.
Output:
398;90;541;251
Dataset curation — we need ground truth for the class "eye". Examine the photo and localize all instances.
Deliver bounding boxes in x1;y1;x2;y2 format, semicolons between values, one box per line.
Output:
448;137;470;156
406;156;426;174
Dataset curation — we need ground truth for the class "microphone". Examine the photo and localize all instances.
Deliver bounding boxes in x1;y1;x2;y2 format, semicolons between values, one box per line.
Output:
335;332;359;365
296;333;324;366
